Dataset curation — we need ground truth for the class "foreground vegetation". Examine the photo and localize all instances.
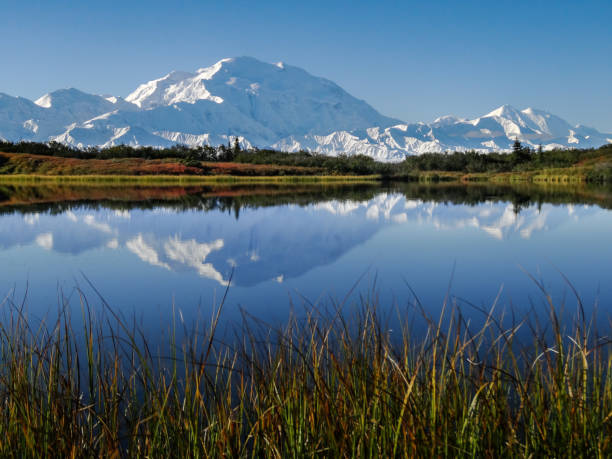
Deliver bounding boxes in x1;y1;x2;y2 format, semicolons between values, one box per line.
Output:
0;282;610;457
1;140;611;183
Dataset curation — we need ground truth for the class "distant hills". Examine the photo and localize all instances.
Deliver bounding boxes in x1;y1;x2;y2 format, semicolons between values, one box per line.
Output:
1;57;610;161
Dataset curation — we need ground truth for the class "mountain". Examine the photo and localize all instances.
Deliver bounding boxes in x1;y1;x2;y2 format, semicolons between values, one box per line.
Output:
0;57;610;160
0;88;136;142
273;104;612;160
0;93;44;141
124;57;400;135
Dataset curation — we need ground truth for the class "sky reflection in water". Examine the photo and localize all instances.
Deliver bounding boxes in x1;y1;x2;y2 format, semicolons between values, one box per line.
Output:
0;189;611;333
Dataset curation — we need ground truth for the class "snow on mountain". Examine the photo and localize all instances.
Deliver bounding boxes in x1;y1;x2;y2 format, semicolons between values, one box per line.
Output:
0;57;610;160
35;88;136;114
0;93;45;140
0;88;137;142
277;105;611;159
126;70;211;109
125;56;400;137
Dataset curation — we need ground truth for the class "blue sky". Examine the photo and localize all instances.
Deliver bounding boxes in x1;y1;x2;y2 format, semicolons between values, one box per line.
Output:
1;0;611;130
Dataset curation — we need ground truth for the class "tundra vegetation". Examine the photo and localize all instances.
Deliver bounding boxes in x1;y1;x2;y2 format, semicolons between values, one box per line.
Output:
0;140;611;183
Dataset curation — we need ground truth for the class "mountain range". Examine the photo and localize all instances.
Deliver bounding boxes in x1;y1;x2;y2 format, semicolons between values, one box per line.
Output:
1;56;610;161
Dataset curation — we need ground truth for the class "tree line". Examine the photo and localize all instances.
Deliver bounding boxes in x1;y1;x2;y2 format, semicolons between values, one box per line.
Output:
0;139;610;180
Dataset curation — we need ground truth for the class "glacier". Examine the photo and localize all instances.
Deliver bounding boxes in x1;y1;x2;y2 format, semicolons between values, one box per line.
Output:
0;56;610;161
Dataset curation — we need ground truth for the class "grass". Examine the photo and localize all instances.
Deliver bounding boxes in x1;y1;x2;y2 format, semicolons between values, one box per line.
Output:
3;148;612;186
0;279;610;457
0;152;381;182
0;152;330;177
0;173;381;185
403;167;601;184
0;168;599;187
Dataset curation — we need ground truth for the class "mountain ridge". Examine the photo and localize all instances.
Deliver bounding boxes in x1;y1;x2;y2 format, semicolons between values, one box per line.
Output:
1;57;610;161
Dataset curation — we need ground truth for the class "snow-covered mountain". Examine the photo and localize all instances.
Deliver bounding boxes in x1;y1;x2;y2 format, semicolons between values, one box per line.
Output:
1;57;610;160
273;105;612;160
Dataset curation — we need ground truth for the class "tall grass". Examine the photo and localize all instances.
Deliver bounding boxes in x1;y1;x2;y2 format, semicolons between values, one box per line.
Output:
0;281;610;457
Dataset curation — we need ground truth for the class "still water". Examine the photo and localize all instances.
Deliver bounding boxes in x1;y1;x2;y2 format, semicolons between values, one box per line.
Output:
0;183;611;336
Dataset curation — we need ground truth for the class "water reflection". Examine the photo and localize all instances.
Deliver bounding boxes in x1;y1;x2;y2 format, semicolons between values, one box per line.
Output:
0;183;610;289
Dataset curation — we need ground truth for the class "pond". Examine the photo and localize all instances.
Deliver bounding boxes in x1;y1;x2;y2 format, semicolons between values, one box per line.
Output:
0;182;611;341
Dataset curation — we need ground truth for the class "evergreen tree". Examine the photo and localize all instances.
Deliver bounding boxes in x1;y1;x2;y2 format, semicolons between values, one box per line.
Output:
511;138;531;165
535;144;544;165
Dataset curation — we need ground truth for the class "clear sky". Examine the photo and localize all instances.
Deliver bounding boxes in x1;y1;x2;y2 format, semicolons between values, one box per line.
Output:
1;0;611;131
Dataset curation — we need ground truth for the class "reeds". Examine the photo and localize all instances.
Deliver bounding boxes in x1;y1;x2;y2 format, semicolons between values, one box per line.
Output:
0;282;610;457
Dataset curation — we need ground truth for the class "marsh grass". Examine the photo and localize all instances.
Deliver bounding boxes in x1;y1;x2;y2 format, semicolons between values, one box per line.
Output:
0;278;610;457
0;173;381;185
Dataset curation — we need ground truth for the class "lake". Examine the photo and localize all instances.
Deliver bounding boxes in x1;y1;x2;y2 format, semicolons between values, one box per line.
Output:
1;182;611;341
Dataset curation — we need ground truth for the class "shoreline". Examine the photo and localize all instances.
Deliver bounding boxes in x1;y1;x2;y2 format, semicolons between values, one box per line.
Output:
0;169;603;185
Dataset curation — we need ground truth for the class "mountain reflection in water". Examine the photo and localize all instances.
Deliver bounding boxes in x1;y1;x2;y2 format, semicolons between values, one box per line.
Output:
0;183;610;327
